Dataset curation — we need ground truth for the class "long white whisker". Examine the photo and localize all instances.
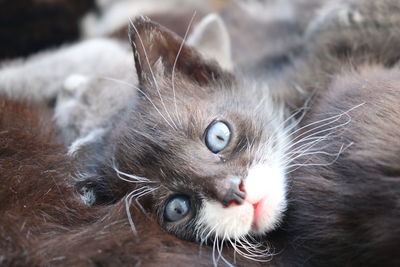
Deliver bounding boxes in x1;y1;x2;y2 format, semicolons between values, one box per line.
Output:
285;142;354;174
283;113;353;165
171;11;196;128
212;235;218;267
285;103;363;150
113;166;155;184
217;233;234;267
125;186;157;235
100;76;176;130
129;17;178;130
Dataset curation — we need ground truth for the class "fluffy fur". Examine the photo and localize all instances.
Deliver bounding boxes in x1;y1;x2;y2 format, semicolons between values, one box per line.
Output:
0;38;137;144
270;0;400;109
275;65;400;266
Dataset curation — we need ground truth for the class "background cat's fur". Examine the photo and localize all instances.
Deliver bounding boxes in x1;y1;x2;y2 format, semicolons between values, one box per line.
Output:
270;0;400;109
277;65;400;266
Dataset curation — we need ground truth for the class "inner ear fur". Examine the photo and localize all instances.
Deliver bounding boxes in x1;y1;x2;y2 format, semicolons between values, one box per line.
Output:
129;16;228;86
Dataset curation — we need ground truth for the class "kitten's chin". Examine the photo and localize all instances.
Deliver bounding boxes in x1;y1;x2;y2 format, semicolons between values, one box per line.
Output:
196;164;287;240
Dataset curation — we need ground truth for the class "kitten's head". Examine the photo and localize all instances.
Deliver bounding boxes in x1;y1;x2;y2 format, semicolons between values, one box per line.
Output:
77;16;290;245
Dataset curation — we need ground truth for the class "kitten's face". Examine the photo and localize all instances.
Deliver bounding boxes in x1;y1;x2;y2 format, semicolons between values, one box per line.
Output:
104;18;289;243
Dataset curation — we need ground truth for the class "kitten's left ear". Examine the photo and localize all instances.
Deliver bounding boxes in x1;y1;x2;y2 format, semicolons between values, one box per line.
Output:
129;16;229;87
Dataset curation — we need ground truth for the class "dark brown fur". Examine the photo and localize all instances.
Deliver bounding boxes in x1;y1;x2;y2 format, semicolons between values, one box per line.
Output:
0;0;94;60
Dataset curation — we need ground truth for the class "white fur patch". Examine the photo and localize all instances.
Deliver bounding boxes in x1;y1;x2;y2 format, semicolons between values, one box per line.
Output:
68;128;105;156
238;0;295;23
63;74;89;93
245;164;287;234
196;163;287;240
197;200;254;240
0;38;131;102
80;186;96;205
81;0;197;38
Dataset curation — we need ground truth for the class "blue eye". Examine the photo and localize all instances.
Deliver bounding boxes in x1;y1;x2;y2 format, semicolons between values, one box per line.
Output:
205;121;231;153
164;195;191;222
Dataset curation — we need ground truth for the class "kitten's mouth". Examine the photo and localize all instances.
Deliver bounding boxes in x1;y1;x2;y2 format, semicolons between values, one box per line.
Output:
199;164;286;239
249;198;268;231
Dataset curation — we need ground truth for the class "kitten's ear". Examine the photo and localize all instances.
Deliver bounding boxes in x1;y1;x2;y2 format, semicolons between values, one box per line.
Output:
129;16;228;87
187;13;233;71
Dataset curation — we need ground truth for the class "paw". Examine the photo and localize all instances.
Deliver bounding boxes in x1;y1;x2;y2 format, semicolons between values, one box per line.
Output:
79;186;96;205
59;73;89;102
55;74;91;143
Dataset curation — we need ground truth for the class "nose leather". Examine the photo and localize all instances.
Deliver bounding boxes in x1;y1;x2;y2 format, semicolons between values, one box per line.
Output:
221;176;246;207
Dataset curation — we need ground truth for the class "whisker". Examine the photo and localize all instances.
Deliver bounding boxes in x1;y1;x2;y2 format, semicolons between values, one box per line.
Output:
124;186;157;235
217;233;234;267
129;17;178;131
112;165;155;184
285;142;354;175
284;103;364;150
212;235;218;267
100;76;176;130
171;11;196;128
228;238;273;262
281;109;355;167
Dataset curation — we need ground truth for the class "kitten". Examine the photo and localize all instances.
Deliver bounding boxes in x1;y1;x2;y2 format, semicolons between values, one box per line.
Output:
72;16;290;250
71;0;400;264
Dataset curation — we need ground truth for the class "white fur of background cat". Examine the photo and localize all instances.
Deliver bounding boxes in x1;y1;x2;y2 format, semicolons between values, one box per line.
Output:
81;0;210;38
0;38;137;145
0;39;134;102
